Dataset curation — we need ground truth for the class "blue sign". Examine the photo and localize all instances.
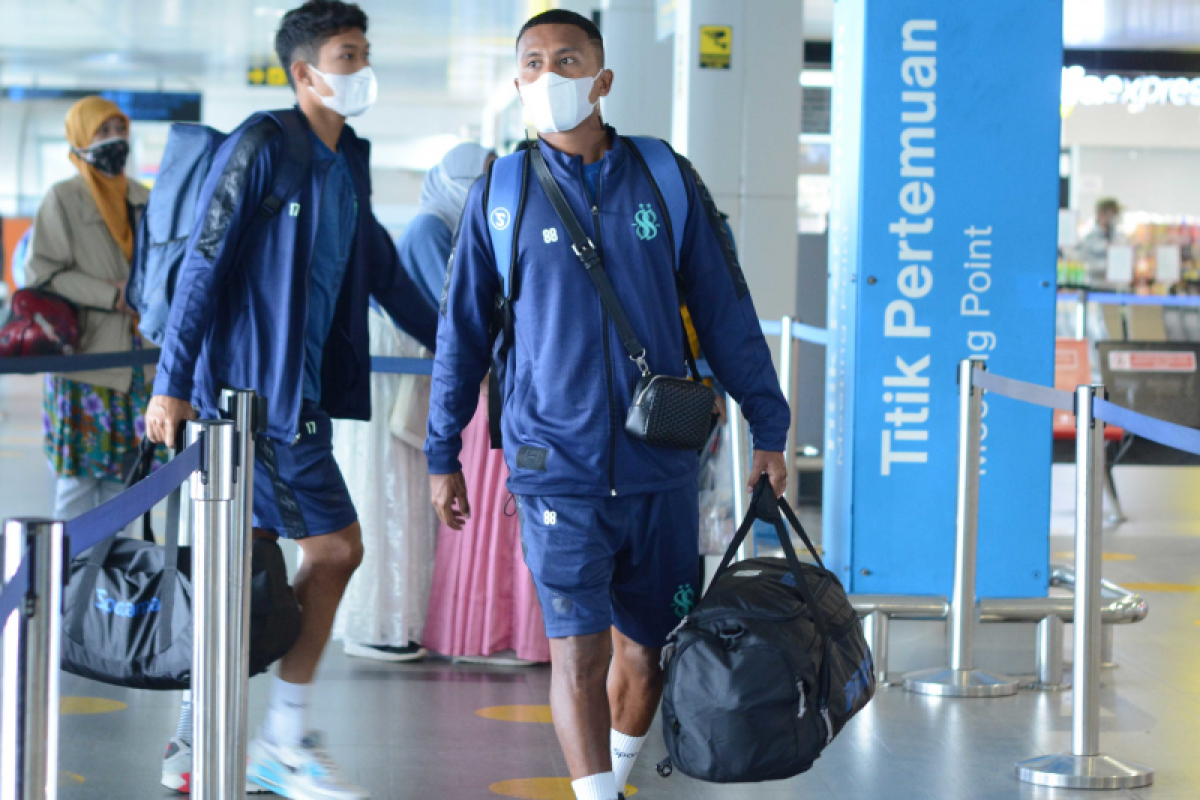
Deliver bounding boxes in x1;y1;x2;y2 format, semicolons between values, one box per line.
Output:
824;0;1061;598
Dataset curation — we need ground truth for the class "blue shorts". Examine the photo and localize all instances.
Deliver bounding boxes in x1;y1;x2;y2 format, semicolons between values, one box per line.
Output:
252;404;357;540
517;484;700;648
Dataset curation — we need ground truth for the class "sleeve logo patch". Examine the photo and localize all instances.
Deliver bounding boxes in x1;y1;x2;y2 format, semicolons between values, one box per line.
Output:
490;207;512;230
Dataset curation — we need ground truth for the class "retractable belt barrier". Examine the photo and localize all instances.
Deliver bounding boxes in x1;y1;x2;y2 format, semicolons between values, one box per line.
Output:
1065;291;1200;308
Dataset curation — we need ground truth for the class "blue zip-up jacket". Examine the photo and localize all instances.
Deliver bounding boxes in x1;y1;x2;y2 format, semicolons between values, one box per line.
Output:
152;112;439;442
426;131;790;497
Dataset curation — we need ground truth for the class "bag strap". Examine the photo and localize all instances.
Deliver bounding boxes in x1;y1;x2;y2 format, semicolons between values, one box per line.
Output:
528;143;651;374
711;477;830;638
257;109;313;219
154;485;183;653
623;136;687;269
66;535;120;642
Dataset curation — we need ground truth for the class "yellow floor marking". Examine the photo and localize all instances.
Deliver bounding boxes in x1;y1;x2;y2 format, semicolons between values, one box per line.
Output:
1052;552;1137;562
1122;583;1200;593
489;778;636;798
60;697;127;715
0;451;25;458
0;436;40;445
476;705;554;724
61;772;85;785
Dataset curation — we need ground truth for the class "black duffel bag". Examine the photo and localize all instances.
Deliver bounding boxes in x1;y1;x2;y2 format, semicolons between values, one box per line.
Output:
61;442;302;690
659;477;875;783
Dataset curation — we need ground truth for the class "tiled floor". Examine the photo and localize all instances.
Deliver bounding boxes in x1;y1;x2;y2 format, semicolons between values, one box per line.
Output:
1;373;1198;799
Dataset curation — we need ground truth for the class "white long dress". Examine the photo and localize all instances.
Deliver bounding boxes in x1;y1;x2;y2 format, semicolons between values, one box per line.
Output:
331;306;437;647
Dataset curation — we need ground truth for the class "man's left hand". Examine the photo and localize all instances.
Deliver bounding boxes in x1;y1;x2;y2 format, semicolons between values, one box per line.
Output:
748;449;787;498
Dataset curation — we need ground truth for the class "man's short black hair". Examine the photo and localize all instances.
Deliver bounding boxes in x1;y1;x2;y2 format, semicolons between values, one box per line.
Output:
517;9;605;65
276;1;369;89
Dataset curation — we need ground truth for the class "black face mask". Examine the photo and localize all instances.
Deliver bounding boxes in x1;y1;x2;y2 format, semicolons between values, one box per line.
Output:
77;138;130;177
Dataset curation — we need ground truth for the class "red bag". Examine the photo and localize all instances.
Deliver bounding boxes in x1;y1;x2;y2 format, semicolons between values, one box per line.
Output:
0;289;81;357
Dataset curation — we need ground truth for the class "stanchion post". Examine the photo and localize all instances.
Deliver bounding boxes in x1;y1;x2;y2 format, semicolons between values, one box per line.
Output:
1031;615;1069;692
905;359;1018;697
0;519;66;800
727;397;752;561
1016;385;1153;789
187;420;236;800
778;316;801;507
862;610;889;686
219;389;259;800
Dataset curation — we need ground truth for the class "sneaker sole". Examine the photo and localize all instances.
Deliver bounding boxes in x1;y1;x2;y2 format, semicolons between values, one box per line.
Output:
161;772;190;793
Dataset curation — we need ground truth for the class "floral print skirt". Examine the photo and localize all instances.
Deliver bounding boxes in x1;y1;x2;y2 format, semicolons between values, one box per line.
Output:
43;367;154;481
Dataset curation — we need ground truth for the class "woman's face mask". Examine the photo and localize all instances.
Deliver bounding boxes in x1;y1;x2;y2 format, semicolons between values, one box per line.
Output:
74;137;130;177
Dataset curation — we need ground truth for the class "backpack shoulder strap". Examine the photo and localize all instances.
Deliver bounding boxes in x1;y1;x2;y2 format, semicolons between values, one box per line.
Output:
257;108;313;219
486;149;528;298
625;136;688;270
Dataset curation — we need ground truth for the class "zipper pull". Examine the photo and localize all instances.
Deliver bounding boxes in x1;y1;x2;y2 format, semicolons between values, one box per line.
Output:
797;681;807;719
592;205;599;215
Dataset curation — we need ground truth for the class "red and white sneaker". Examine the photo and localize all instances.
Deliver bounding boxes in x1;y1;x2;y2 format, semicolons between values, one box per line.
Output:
161;737;270;794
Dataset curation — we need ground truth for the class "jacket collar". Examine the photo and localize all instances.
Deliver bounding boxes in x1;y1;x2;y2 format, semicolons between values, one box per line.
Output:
533;124;629;182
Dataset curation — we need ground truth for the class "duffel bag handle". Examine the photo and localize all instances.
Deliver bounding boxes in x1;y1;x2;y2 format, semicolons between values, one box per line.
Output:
711;477;830;639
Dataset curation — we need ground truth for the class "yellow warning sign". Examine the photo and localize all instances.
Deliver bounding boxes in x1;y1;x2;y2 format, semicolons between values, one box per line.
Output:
699;25;732;69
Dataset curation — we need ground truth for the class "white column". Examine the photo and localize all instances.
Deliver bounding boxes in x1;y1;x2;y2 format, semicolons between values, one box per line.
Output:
600;0;674;141
672;0;803;323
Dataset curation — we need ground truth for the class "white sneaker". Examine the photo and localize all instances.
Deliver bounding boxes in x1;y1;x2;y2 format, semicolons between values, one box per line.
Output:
247;732;370;799
161;737;269;794
342;640;428;663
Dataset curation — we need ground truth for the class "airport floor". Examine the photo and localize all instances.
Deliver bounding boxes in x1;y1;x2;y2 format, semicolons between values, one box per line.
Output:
1;373;1199;800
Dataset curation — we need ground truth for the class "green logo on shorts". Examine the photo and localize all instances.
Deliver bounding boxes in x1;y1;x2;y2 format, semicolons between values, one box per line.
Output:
672;584;696;618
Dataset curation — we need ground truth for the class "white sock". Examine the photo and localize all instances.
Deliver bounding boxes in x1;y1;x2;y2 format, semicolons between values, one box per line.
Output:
571;771;619;800
610;729;646;790
263;677;309;747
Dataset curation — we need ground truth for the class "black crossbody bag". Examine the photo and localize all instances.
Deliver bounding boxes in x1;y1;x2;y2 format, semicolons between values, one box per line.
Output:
528;144;715;451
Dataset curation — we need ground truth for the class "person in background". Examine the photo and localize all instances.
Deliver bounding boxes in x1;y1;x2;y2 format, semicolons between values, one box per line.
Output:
1080;197;1127;288
26;96;157;523
145;3;437;797
403;144;551;666
396;142;494;308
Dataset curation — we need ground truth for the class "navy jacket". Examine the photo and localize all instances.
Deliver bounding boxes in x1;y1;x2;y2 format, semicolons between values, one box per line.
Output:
153;112;439;442
426;131;790;497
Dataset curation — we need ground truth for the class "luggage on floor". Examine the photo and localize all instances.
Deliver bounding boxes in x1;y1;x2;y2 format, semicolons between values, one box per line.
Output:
659;477;875;783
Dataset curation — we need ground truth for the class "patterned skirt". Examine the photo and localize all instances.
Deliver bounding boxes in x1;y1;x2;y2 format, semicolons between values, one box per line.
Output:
42;365;153;481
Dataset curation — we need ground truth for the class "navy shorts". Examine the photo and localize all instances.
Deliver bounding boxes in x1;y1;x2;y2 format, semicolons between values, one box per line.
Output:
252;404;357;539
517;483;701;648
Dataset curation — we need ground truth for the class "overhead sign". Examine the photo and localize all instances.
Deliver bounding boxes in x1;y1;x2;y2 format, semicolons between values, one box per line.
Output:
1062;65;1200;112
1;88;201;122
247;61;288;88
699;25;732;69
826;0;1059;598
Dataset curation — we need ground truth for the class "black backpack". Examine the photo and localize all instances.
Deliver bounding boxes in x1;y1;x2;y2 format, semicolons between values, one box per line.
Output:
659;478;875;783
60;442;303;690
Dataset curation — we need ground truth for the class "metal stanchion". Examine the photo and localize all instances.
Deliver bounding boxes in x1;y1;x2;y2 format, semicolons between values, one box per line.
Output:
728;397;752;561
220;389;259;800
1030;615;1069;692
0;519;66;800
1074;289;1088;340
1017;385;1153;789
187;420;237;800
778;316;801;507
862;610;890;685
905;360;1019;697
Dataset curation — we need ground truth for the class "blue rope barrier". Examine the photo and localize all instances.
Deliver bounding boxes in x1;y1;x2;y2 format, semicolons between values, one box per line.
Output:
1094;398;1200;457
760;320;830;345
369;356;434;376
65;440;203;559
0;559;30;632
1063;292;1200;308
0;348;160;375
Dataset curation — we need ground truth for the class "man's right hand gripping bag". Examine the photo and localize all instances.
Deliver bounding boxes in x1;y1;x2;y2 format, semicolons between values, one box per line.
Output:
660;477;875;783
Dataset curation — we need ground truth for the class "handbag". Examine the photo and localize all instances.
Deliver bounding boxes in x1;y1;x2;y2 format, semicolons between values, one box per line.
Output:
659;477;875;782
0;288;81;357
528;144;715;451
61;441;303;690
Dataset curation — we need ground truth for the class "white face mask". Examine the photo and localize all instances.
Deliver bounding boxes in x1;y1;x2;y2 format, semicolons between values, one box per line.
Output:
307;64;378;118
518;70;604;134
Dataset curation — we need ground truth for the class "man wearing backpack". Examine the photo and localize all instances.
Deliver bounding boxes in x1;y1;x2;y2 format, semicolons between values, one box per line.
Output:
425;11;791;800
145;3;436;798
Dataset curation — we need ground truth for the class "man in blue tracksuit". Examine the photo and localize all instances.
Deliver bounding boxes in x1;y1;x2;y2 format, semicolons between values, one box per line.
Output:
145;3;435;798
425;11;791;800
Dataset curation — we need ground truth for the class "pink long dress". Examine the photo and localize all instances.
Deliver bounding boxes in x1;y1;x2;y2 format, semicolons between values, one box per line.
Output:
422;390;551;662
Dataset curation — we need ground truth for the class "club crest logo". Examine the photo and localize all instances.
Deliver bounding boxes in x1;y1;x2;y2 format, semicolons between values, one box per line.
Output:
633;203;660;241
490;207;511;231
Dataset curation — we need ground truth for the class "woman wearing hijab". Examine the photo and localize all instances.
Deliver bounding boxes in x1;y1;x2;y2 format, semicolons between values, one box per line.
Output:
415;144;550;666
27;97;155;521
330;143;498;662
